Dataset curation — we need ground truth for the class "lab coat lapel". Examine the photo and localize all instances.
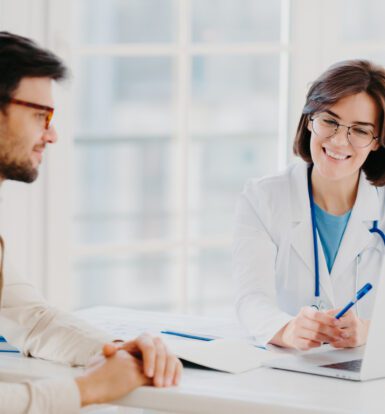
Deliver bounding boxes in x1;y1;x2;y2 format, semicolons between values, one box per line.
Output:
291;222;335;306
289;162;336;305
316;231;335;306
290;163;315;274
330;172;379;279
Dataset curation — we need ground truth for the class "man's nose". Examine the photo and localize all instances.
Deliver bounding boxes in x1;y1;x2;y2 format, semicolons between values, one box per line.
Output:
42;125;58;144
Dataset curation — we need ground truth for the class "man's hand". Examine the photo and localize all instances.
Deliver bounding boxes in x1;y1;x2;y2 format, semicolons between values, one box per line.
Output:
75;350;150;407
271;306;344;350
325;309;370;348
103;333;183;387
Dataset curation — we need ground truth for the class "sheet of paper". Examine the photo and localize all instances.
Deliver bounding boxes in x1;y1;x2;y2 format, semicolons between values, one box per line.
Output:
0;337;20;354
75;307;249;342
164;338;282;374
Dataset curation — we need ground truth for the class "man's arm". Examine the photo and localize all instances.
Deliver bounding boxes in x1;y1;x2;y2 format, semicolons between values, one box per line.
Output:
0;379;81;414
0;347;151;414
0;260;184;386
0;261;111;366
0;254;183;388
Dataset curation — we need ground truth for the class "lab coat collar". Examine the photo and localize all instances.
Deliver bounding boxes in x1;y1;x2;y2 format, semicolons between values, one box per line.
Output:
289;162;379;222
289;162;380;305
331;170;379;279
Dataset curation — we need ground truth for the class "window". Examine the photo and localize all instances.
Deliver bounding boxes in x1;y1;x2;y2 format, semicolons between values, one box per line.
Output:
39;0;385;315
45;0;287;316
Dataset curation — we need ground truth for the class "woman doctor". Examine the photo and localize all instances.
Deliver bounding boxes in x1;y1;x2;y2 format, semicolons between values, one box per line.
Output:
233;60;385;351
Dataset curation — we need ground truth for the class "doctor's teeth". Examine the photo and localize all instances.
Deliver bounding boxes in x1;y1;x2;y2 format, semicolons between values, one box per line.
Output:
325;149;349;160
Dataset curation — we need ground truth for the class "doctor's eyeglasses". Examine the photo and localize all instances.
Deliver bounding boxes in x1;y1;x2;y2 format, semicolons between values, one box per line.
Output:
310;113;378;148
9;98;54;130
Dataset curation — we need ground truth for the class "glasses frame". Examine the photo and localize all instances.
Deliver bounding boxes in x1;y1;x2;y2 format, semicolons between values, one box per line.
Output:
309;113;378;149
9;98;54;130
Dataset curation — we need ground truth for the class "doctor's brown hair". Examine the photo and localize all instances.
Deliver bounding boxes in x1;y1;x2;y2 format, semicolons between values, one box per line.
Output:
293;59;385;186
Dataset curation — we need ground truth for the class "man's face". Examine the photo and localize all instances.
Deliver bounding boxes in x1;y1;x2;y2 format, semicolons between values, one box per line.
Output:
0;77;58;183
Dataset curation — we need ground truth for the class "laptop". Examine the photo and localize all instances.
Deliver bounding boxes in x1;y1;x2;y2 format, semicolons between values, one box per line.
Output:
264;273;385;381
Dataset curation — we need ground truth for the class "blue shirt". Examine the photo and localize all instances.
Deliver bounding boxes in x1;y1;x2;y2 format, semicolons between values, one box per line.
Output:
314;204;352;273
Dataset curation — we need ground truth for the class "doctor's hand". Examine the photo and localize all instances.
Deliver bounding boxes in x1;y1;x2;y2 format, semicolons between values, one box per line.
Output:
325;309;370;348
103;333;183;387
271;307;344;351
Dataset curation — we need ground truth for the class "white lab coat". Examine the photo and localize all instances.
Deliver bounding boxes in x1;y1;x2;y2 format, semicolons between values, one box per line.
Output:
233;161;385;346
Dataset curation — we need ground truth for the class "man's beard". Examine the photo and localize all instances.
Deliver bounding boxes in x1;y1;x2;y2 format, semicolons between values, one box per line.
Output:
0;124;39;183
0;157;38;183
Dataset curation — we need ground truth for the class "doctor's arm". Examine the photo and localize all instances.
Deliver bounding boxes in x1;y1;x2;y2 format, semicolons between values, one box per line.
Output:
233;185;293;346
233;183;344;350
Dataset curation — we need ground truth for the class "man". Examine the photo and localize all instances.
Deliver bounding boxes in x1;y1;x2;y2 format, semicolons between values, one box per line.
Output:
0;31;182;413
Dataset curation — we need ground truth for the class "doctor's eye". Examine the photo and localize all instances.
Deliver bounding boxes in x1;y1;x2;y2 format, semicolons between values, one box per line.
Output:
351;126;372;137
320;117;338;127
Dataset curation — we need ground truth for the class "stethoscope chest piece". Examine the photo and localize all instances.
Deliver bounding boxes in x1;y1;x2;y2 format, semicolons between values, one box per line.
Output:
311;299;328;311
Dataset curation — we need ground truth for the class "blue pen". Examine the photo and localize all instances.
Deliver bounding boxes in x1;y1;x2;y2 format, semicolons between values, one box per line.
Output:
335;283;373;319
160;330;217;341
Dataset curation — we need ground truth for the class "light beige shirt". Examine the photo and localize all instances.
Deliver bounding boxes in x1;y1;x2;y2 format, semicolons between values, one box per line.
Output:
0;239;113;413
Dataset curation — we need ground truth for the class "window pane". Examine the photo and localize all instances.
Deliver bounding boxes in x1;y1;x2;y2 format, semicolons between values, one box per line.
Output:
74;56;175;137
73;55;177;244
191;55;279;135
73;252;179;310
189;136;277;237
340;0;385;42
188;247;233;316
189;55;279;237
192;0;281;43
73;139;177;244
75;0;177;44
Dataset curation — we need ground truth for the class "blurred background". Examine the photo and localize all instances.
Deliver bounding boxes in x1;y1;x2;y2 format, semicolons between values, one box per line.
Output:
0;0;385;316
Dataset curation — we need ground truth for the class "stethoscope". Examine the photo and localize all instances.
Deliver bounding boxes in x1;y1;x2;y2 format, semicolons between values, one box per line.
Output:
307;165;385;311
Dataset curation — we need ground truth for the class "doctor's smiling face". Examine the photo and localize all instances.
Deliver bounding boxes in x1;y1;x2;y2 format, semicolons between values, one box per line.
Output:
293;60;385;187
307;92;380;183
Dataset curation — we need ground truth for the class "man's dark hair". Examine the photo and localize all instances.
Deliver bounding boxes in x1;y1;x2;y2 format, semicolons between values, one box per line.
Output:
0;31;68;109
293;59;385;186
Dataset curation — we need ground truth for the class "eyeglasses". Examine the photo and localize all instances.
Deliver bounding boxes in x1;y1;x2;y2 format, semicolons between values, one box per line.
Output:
9;98;54;130
310;113;378;148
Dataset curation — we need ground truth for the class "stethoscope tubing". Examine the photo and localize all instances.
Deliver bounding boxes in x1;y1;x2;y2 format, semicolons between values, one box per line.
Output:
307;166;321;301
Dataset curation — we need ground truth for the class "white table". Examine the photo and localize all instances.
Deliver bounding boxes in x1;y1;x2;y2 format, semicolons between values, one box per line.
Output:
75;307;385;414
2;307;385;414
